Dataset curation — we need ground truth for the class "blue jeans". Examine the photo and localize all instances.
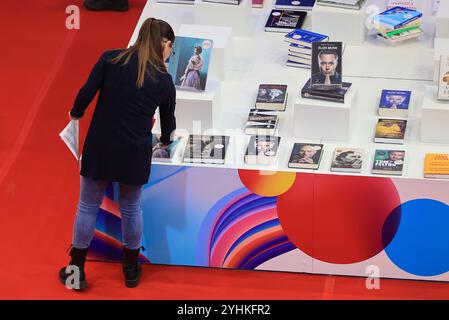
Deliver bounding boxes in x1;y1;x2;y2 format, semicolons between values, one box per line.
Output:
72;175;143;250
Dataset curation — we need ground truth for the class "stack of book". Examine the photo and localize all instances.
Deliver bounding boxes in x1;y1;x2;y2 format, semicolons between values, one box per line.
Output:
315;0;366;10
284;29;329;69
373;6;423;44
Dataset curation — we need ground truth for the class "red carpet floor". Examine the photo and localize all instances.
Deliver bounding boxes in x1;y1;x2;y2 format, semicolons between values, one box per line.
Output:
0;0;448;300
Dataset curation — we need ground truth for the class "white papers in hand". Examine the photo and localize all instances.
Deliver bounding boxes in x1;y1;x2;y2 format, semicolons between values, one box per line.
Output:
59;120;79;160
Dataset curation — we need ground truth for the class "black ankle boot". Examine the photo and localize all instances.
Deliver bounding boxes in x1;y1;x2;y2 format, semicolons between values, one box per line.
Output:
83;0;129;11
59;247;88;291
122;246;143;288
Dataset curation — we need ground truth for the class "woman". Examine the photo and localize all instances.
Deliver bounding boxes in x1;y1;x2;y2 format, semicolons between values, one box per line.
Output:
180;46;203;90
59;18;176;290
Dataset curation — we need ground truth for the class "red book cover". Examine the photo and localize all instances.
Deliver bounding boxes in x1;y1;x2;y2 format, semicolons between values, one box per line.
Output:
252;0;264;7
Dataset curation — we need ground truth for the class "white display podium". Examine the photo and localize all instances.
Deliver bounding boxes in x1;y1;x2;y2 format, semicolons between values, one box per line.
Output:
311;2;367;45
293;86;358;141
193;0;251;37
433;38;449;84
153;78;221;135
436;0;449;38
421;85;449;144
177;24;233;80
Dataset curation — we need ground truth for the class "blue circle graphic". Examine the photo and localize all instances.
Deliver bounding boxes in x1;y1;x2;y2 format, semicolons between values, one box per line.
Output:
384;199;449;277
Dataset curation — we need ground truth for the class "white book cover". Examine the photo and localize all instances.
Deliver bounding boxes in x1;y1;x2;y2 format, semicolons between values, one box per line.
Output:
59;119;79;160
438;55;449;101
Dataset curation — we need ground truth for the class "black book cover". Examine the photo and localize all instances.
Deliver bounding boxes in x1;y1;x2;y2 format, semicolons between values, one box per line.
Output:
265;10;307;31
311;42;343;90
183;134;230;163
301;78;351;102
246;135;281;157
256;84;288;104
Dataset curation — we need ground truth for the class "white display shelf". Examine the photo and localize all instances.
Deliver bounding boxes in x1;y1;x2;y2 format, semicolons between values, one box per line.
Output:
133;0;449;181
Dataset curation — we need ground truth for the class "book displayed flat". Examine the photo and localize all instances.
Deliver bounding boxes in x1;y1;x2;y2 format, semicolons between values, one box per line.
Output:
301;78;352;103
152;135;182;163
386;0;416;10
274;0;316;10
202;0;240;4
245;109;279;135
157;0;194;4
286;60;311;68
424;154;449;179
372;149;405;175
252;0;264;7
284;29;329;47
316;0;366;10
378;89;411;117
265;9;307;33
438;55;449;101
331;147;364;173
311;42;343;90
255;84;288;110
377;27;423;44
289;43;313;55
168;36;214;92
373;6;422;29
288;143;324;169
183;135;230;164
374;119;407;144
288;54;311;65
245;135;281;166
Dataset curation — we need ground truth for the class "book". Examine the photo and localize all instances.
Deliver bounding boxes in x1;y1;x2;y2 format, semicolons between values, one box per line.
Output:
152;135;181;163
301;78;352;103
288;143;324;169
373;6;422;30
168;36;214;92
316;0;366;10
386;0;416;10
424;154;449;179
374;119;407;144
245;109;279;135
438;55;449;101
245;135;281;166
284;29;328;47
372;149;405;176
375;19;420;34
331;147;364;173
274;0;316;10
377;27;423;43
289;43;312;55
288;51;311;60
311;42;343;90
265;10;307;33
183;135;230;164
288;54;311;65
378;89;411;117
157;0;194;3
252;0;264;7
255;84;288;111
202;0;240;4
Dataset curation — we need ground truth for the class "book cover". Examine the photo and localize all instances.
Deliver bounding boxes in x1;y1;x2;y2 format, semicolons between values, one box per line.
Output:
378;89;411;117
386;0;416;10
284;29;328;47
168;36;213;92
311;42;343;90
265;10;307;32
183;135;230;164
301;78;351;103
331;147;364;172
252;0;264;6
275;0;316;10
424;154;449;179
375;119;407;144
372;149;405;175
152;135;181;163
438;55;449;101
245;135;281;166
288;143;323;170
316;0;366;10
245;109;279;135
374;6;422;29
256;84;288;104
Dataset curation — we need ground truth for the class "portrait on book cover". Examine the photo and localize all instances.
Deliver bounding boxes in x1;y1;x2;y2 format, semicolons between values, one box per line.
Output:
311;44;342;87
380;90;411;110
333;149;363;168
168;37;213;92
290;144;322;165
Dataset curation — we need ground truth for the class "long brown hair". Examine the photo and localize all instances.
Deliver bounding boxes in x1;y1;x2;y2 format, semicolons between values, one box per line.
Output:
111;18;175;88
